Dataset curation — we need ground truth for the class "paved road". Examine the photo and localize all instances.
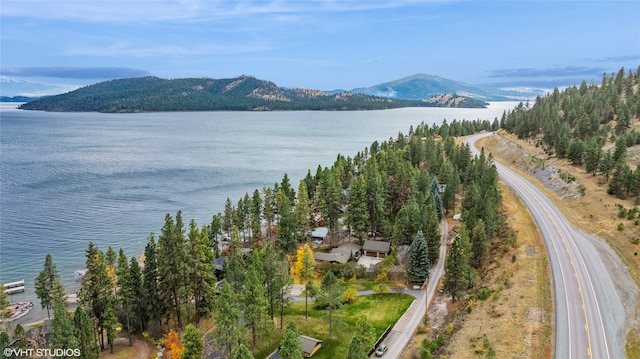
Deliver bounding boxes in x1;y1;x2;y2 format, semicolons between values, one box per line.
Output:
466;132;626;359
371;219;449;358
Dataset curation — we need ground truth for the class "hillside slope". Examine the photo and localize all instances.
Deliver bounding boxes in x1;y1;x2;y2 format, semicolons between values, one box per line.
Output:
19;75;486;112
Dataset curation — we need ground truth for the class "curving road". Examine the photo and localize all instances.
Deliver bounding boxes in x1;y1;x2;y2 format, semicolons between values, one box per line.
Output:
466;132;627;359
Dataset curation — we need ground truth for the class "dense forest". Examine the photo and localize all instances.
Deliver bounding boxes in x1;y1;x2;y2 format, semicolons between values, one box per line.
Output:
17;75;487;112
3;113;504;358
501;66;640;199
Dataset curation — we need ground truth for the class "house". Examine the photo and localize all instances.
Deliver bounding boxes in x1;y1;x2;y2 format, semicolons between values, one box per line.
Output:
300;335;323;357
311;227;329;244
362;240;391;258
266;335;323;359
313;242;361;264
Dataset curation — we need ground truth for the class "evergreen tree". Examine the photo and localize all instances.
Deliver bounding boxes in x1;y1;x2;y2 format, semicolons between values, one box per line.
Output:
251;189;263;243
11;324;29;359
295;180;313;242
187;220;216;327
470;219;488;269
585;137;602;175
365;160;386;237
423;196;441;265
49;280;79;358
347;175;370;240
73;306;99;359
0;332;9;358
127;257;145;333
79;243;113;352
157;211;187;331
346;336;369;359
243;254;270;354
103;301;118;354
115;248;133;345
277;189;298;253
443;224;472;301
34;253;60;319
263;186;276;242
142;233;163;335
213;281;245;355
279;321;303;359
318;271;344;339
181;324;204;359
408;231;430;283
354;316;376;351
232;344;255;359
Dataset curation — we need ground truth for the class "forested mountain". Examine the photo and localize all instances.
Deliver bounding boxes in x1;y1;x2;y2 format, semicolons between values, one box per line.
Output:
350;73;543;101
18;75;487;112
501;66;640;199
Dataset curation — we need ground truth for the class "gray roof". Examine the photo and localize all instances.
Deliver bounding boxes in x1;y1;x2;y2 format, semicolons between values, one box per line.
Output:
299;335;322;356
362;239;391;253
311;227;329;238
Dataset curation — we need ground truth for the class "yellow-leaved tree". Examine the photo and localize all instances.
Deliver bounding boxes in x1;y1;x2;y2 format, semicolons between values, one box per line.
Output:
291;244;316;319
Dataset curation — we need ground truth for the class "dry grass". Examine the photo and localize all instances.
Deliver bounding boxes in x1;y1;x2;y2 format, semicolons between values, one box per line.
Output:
482;130;640;357
401;184;552;359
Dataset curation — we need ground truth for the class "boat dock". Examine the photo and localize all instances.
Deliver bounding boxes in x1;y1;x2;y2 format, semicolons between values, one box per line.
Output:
3;280;25;295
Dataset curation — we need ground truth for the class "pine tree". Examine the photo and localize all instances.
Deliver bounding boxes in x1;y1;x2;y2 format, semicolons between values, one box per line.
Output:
347;175;369;240
187;220;216;327
12;324;29;359
74;306;99;359
444;224;472;301
79;243;113;352
142;233;163;335
213;281;245;355
49;280;79;358
232;344;255;359
103;301;118;354
346;336;369;359
408;231;430;283
354;316;376;351
279;321;303;359
318;271;344;339
470;219;488;269
115;248;133;345
251;189;263;243
157;211;187;331
243;255;270;354
295;180;313;242
34;253;60;319
277;189;298;253
127;257;145;333
181;324;204;359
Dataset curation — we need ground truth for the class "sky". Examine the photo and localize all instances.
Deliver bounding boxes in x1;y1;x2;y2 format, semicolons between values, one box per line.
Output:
1;0;639;96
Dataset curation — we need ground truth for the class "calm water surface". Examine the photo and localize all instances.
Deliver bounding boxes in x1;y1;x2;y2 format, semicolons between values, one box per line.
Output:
0;102;516;322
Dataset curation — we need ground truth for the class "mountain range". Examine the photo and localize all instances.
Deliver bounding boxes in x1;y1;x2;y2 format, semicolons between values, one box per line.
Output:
2;73;543;105
17;75;488;112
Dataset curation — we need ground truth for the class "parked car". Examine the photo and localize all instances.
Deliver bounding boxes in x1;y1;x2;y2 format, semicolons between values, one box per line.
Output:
375;343;387;357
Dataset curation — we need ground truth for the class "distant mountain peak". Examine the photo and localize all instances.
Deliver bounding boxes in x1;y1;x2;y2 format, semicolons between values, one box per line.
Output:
351;74;539;101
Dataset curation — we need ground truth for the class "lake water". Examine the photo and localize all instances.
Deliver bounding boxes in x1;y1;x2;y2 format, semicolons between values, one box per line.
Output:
0;102;516;322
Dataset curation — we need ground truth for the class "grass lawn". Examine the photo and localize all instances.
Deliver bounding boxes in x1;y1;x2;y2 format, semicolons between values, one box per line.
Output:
254;293;414;359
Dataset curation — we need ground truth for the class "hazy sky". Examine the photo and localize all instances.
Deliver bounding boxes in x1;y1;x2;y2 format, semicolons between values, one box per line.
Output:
1;0;639;91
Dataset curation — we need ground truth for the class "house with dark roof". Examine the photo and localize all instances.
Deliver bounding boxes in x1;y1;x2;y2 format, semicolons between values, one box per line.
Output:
362;239;391;258
313;242;361;264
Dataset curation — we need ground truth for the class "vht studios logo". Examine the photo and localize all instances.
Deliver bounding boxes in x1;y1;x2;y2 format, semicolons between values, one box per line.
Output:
3;348;81;357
